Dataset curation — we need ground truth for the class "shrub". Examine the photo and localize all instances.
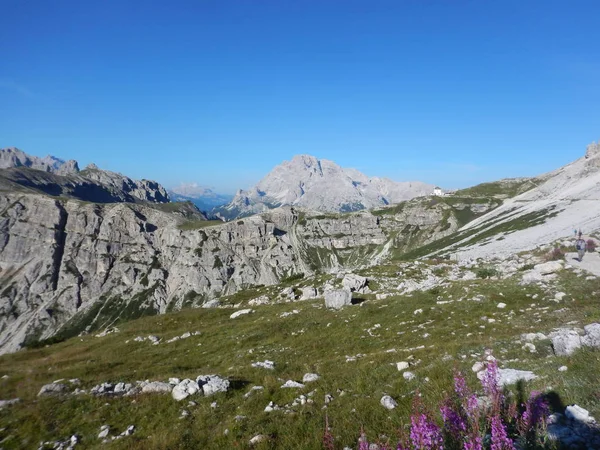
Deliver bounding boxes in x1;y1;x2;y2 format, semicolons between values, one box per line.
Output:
326;358;550;450
546;247;565;261
476;267;499;279
587;239;596;252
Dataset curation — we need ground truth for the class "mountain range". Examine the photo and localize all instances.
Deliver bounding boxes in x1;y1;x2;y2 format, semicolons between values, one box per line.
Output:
214;154;435;220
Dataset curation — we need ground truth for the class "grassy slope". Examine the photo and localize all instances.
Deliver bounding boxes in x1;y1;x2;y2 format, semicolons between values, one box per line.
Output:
1;266;600;449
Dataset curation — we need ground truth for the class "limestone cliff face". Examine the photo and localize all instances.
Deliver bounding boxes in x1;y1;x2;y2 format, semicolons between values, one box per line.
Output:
0;193;494;354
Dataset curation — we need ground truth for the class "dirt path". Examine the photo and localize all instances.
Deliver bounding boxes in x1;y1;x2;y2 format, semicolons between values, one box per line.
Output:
566;251;600;277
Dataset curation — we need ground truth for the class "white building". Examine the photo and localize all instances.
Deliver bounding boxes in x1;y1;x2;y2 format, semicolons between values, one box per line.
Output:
433;187;444;196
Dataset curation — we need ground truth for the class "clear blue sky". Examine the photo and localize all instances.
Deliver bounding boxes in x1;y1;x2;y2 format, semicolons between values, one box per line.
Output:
2;1;600;193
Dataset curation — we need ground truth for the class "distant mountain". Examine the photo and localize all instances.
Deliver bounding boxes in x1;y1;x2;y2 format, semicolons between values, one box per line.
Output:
0;147;80;175
0;147;170;204
169;183;233;211
214;154;435;220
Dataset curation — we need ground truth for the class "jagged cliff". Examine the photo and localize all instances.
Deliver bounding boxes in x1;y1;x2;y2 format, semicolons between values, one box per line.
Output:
0;192;496;354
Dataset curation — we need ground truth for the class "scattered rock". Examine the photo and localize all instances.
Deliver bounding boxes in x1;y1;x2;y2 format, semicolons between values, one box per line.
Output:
197;375;229;396
98;425;110;439
342;274;369;293
534;260;563;275
472;362;485;373
251;360;275;370
551;329;583;356
396;362;410;371
497;302;506;309
230;309;254;319
477;368;537;386
380;395;397;410
522;343;537;353
302;373;320;383
281;380;305;389
403;371;416;381
249;434;267;446
248;295;270;306
172;379;200;401
565;404;596;423
38;383;68;397
141;381;173;394
0;398;20;408
558;366;568;372
300;286;318;300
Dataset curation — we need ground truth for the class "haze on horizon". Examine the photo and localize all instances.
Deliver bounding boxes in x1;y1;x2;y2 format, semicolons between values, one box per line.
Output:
2;0;600;195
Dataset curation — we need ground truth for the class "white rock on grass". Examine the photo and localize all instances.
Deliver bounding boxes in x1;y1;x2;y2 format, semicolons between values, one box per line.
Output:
38;383;68;396
558;366;568;372
251;360;275;370
230;309;254;319
521;332;547;342
522;343;537;353
249;434;267;446
0;398;20;409
281;380;305;389
98;425;110;439
497;302;507;309
197;375;230;396
300;286;318;300
172;379;200;401
582;323;600;347
551;329;582;356
565;404;596;423
477;368;537;386
324;289;352;310
342;274;368;292
396;362;410;371
302;373;320;383
534;261;563;275
472;362;485;373
403;371;416;381
380;395;397;410
141;381;173;394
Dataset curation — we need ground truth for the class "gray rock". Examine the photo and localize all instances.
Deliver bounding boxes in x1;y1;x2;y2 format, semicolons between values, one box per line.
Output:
324;289;352;310
302;373;320;383
565;404;596;423
38;383;68;396
342;274;368;293
582;323;600;348
552;329;583;356
281;380;305;389
141;381;173;394
98;425;110;439
0;398;20;408
197;375;229;396
300;286;318;300
476;368;538;386
230;309;254;319
172;379;200;401
380;395;397;410
534;261;563;275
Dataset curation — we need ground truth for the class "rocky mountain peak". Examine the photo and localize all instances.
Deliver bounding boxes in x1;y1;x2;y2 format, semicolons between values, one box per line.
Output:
214;154;435;219
585;141;600;159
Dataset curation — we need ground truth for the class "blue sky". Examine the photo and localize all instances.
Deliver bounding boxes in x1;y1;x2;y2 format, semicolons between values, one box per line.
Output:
2;1;600;194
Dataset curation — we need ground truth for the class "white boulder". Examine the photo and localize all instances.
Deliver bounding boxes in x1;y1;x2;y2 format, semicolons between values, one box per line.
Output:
230;309;254;319
380;395;397;410
324;289;352;310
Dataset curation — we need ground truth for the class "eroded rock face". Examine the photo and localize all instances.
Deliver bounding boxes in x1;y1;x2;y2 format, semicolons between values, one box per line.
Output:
0;193;487;354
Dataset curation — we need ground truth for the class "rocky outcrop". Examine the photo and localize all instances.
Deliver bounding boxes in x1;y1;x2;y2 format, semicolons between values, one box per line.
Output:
0;147;79;175
0;148;170;204
214;154;434;219
0;191;494;354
